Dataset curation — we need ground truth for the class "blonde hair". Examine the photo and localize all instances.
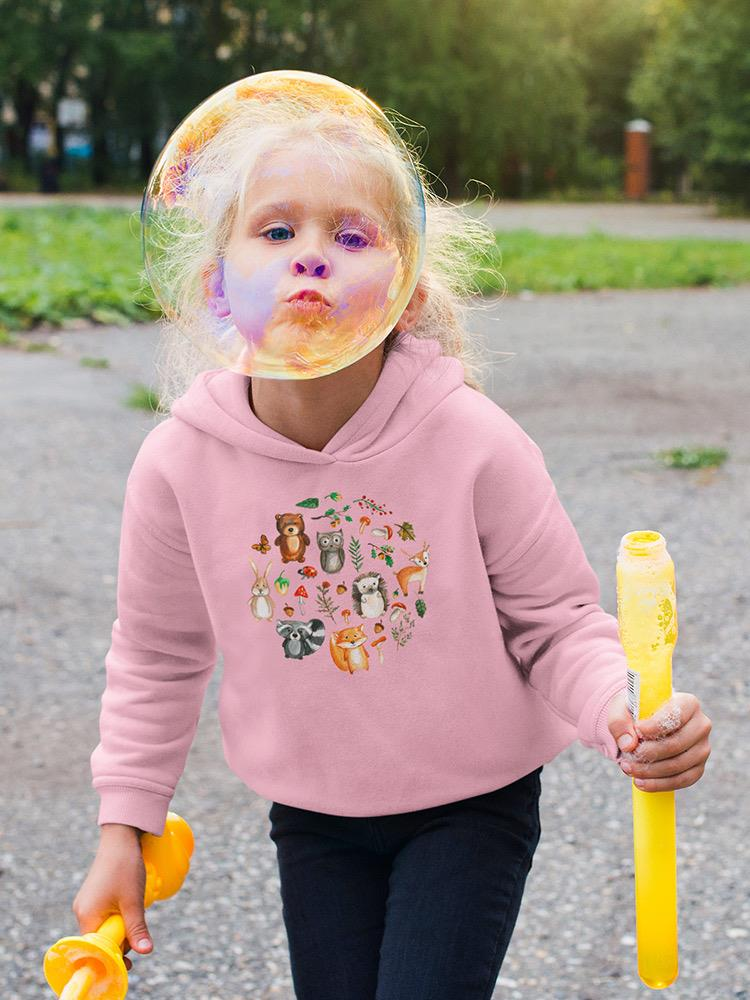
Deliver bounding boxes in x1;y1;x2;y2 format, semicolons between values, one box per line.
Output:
140;96;508;414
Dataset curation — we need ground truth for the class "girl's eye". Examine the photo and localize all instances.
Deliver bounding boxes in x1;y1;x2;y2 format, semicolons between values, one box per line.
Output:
261;225;293;241
259;224;371;249
338;230;370;250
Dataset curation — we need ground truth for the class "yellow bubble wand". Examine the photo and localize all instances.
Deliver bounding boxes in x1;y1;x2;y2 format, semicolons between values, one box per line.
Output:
43;812;194;999
616;530;679;989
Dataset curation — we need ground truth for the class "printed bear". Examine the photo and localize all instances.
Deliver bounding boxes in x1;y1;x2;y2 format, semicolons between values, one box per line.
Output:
275;513;310;563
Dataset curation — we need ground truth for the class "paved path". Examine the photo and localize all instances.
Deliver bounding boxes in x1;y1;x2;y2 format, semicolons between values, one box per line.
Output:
462;199;750;241
2;285;747;998
2;192;749;240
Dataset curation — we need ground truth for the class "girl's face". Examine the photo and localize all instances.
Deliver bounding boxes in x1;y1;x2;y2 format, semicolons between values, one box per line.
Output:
209;143;403;377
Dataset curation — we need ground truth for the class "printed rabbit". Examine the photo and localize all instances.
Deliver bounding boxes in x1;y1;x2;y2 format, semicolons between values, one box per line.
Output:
248;558;275;620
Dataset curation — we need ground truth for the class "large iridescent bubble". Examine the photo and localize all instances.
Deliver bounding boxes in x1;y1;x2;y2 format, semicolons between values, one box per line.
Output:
141;70;426;379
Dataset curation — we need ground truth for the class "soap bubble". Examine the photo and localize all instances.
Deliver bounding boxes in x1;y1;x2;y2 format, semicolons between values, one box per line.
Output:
141;70;426;379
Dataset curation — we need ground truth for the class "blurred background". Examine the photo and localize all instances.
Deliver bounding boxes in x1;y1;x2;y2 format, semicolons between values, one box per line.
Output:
1;0;749;337
2;3;748;998
1;0;748;205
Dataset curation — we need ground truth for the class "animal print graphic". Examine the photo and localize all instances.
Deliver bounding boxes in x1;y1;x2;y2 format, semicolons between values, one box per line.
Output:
246;490;430;673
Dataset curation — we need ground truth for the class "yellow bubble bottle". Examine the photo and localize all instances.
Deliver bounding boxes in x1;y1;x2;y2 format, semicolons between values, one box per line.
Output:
616;530;679;989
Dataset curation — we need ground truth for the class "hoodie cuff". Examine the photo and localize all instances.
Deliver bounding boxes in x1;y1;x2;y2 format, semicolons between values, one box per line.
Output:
583;681;629;762
96;785;172;838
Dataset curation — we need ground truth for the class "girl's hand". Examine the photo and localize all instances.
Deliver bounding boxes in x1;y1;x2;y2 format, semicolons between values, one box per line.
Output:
72;826;154;972
607;689;712;792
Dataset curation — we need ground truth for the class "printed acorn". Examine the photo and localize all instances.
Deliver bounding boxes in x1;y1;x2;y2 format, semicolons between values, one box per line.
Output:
274;572;290;594
283;604;295;618
374;622;384;633
336;583;347;594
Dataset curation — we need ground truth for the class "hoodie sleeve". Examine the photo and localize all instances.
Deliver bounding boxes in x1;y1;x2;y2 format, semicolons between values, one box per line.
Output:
474;411;628;762
90;433;218;836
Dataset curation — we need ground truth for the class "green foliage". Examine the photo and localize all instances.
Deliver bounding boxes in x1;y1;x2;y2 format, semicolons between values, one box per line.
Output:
629;0;750;205
655;447;729;470
0;206;156;328
125;383;162;413
3;0;748;202
0;0;656;199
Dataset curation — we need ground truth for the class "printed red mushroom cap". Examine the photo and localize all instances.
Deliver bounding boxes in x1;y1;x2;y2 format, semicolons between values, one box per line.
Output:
294;585;308;598
371;636;386;646
391;601;406;610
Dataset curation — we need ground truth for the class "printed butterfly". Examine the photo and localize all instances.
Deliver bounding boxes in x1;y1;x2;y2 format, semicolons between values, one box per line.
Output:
251;534;271;554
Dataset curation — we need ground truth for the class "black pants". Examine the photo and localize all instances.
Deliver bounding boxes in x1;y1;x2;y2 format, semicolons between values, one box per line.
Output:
268;766;543;1000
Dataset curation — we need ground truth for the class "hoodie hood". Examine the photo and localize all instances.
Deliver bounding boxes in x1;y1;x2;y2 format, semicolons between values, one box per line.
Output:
170;330;466;465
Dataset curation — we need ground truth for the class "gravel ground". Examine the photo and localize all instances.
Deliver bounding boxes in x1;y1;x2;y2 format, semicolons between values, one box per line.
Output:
2;283;748;999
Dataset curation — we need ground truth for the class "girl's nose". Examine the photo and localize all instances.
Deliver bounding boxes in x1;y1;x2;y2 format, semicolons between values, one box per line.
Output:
292;254;330;278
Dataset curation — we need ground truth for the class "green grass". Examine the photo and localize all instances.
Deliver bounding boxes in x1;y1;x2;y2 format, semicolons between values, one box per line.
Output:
476;228;750;295
125;383;162;412
1;206;749;330
654;446;729;469
0;206;156;330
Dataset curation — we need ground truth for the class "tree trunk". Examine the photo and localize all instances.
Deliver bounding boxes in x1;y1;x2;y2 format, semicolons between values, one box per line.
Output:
12;77;37;172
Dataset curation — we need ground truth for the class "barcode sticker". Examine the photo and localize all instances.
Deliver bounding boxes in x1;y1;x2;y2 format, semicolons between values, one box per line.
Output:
627;667;641;722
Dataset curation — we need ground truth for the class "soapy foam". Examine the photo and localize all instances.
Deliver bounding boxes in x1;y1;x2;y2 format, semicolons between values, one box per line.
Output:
656;704;682;737
619;705;682;764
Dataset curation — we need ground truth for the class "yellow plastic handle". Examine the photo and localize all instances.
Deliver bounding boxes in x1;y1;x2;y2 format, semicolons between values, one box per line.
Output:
616;530;679;989
44;812;194;999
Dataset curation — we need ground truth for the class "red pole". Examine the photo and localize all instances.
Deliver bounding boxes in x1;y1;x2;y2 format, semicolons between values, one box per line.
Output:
624;119;652;200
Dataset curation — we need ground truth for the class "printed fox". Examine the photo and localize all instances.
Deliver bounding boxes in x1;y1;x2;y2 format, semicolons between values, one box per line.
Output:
329;624;370;673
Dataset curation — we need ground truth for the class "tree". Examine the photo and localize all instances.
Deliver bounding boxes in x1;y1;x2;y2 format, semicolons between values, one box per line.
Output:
629;0;750;204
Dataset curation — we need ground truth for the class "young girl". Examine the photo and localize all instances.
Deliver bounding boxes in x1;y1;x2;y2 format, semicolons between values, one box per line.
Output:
72;72;711;999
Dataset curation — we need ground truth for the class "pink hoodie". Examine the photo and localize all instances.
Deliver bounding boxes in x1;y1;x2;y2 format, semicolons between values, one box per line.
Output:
91;329;628;836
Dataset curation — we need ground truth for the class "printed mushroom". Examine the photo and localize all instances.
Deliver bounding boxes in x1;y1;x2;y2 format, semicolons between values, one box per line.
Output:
371;636;387;664
371;525;393;539
389;601;407;621
294;584;308;613
359;515;371;535
341;609;352;623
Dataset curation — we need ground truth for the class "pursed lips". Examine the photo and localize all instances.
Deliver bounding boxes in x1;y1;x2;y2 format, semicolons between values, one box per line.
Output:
286;289;332;306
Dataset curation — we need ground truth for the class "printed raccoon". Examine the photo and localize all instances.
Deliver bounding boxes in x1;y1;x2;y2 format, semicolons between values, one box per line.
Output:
276;618;326;659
